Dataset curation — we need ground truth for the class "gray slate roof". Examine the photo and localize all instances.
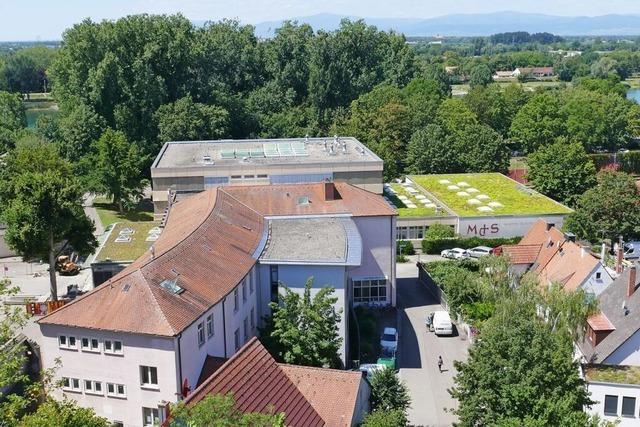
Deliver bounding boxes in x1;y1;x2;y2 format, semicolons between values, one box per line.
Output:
579;266;640;363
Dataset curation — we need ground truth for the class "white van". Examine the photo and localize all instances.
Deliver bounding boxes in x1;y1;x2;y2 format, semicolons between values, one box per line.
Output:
433;311;453;336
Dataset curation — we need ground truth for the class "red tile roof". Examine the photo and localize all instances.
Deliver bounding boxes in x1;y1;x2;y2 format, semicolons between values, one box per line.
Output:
501;244;541;264
197;355;228;387
280;364;364;427
185;338;324;427
39;182;394;336
587;312;616;331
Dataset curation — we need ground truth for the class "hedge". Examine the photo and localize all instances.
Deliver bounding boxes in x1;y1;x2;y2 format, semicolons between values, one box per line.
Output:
396;240;416;256
421;236;521;254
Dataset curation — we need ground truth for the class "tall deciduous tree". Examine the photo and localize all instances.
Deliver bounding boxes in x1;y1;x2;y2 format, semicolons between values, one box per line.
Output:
369;367;411;423
406;124;460;174
91;129;145;213
170;394;285;427
566;171;640;243
262;277;343;368
509;91;565;154
0;91;27;153
155;96;230;143
0;137;96;300
526;140;597;206
19;398;110;427
469;63;493;88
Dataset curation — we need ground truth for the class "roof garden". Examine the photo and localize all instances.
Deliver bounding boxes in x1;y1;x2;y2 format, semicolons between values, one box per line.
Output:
383;183;449;218
94;221;161;263
407;173;572;217
584;364;640;385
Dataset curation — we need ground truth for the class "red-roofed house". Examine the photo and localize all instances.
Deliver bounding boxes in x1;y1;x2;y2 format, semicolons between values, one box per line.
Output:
37;182;395;427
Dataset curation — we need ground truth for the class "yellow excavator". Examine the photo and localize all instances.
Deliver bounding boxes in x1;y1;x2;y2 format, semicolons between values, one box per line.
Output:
55;254;80;276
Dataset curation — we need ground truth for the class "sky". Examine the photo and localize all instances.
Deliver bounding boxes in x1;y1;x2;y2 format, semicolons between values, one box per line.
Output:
1;0;640;41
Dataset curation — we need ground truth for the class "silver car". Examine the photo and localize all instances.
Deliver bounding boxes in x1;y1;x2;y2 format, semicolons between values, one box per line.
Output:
468;246;493;258
440;248;470;259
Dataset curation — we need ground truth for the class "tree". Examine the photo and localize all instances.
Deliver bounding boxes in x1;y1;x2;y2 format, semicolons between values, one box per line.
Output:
369;367;411;416
261;277;343;368
424;223;455;240
56;102;106;162
155;96;230;143
526;140;597;206
566;171;640;242
19;398;110;427
3;46;57;94
406;125;460;174
361;410;407;427
450;281;597;427
435;98;478;137
457;123;510;173
469;63;493;88
509;91;565;154
0;91;27;153
90;129;146;213
169;394;285;427
0;138;97;301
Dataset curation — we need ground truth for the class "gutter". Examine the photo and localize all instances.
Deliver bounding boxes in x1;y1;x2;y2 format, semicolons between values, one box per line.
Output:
222;297;228;357
176;333;183;399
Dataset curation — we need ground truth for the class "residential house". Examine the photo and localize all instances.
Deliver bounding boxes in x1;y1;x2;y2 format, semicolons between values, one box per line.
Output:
512;67;554;78
37;182;395;427
500;219;614;296
493;70;514;80
170;337;370;427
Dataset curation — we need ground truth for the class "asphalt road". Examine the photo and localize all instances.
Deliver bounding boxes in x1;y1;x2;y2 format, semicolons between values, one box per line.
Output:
396;258;470;427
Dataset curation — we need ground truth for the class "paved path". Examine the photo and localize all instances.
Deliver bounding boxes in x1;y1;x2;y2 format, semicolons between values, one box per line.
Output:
396;258;469;427
83;193;105;236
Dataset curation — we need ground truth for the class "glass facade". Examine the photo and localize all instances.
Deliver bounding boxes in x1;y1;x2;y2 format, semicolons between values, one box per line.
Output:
353;278;388;304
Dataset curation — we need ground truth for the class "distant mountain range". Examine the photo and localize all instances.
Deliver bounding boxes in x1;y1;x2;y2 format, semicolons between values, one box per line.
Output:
248;12;640;38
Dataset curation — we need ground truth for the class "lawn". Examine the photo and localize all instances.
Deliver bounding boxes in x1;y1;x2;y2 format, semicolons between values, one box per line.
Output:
585;364;640;385
93;197;154;228
385;183;448;217
95;221;159;262
452;80;567;95
408;173;572;217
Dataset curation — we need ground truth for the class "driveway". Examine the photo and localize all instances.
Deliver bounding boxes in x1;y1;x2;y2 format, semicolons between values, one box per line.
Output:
396;257;470;427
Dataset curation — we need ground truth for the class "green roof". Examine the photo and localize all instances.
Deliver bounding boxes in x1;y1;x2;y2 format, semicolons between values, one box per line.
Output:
585;365;640;385
385;183;447;217
407;173;572;217
95;222;160;262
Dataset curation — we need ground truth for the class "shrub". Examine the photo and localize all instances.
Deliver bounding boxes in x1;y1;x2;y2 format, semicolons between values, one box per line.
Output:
423;260;483;318
396;240;415;256
424;223;455;240
421;236;521;254
397;254;409;263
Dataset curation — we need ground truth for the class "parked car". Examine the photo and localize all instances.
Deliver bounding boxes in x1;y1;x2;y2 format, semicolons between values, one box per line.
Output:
624;241;640;259
358;363;385;380
425;312;434;332
433;311;453;336
380;327;398;351
468;246;493;258
441;248;470;259
619;148;630;154
377;347;396;370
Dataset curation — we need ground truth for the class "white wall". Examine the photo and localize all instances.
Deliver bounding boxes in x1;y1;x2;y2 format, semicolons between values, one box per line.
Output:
350;216;396;306
221;267;259;358
587;381;640;426
457;214;568;238
40;324;177;427
0;227;16;258
580;264;614;297
605;330;640;365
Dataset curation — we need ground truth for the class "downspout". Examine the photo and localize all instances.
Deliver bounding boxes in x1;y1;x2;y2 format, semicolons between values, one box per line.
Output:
222;297;228;357
177;333;183;398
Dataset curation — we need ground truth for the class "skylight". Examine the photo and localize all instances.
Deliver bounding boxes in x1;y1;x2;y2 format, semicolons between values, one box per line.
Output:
160;278;184;294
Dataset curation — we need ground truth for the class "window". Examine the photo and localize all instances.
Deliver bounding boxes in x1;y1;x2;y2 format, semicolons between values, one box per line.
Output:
230;175;242;180
243;175;255;179
604;395;618;416
107;383;126;398
242;280;247;302
84;380;103;395
353;278;388;304
596;272;602;280
244;317;249;342
140;366;158;388
234;329;240;351
250;308;255;330
81;337;100;352
257;174;268;179
58;335;77;350
197;322;205;347
62;377;81;392
270;265;279;303
206;314;214;338
234;288;239;312
622;396;636;417
104;340;123;355
143;407;160;426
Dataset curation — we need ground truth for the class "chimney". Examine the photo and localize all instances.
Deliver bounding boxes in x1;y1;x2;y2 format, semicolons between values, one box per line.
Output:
324;182;341;201
581;246;590;258
628;265;637;297
546;222;554;231
601;242;607;261
616;237;624;274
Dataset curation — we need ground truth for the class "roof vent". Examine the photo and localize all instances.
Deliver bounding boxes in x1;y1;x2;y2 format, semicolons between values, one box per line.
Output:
122;284;131;293
160;278;184;294
297;196;310;205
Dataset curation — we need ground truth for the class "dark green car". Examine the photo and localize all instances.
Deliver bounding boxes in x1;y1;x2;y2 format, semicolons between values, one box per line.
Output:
377;347;396;370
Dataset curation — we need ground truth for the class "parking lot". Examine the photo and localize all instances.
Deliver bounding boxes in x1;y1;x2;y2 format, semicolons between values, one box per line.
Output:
396;257;470;427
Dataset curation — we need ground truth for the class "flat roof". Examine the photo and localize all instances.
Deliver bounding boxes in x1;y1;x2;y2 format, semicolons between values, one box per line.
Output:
404;173;573;217
259;217;362;265
152;137;382;169
94;221;161;263
584;364;640;385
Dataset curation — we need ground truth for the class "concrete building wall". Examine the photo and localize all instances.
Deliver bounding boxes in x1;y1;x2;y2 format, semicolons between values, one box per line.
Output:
604;330;640;365
580;264;615;297
352;377;371;426
39;324;178;427
0;227;16;258
587;381;640;426
456;214;568;238
221;268;259;357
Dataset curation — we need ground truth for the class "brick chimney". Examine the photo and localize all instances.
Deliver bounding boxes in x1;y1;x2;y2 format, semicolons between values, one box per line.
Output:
628;265;637;297
616;239;624;274
324;182;340;201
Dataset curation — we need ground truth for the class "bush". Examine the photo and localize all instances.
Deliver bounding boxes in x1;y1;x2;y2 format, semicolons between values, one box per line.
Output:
421;236;521;254
397;254;409;263
422;260;483;317
424;223;455;240
396;240;415;256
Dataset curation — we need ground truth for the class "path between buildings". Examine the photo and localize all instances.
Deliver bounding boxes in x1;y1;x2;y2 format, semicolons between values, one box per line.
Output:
83;193;105;236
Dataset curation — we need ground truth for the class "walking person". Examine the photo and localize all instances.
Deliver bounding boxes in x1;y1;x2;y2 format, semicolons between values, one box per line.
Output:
438;355;443;373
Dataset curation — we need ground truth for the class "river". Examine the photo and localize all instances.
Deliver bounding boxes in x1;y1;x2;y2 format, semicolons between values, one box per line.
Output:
628;88;640;103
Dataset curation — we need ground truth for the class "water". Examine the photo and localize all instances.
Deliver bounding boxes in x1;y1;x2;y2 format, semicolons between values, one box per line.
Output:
627;88;640;104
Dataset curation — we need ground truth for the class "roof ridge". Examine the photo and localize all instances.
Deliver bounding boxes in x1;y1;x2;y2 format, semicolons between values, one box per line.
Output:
279;363;361;376
218;186;262;217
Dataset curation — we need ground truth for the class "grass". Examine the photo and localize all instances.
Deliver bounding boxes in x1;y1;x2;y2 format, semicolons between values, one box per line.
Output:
95;221;159;262
625;77;640;90
409;173;572;217
452;80;568;96
585;365;640;385
385;183;447;217
93;197;154;228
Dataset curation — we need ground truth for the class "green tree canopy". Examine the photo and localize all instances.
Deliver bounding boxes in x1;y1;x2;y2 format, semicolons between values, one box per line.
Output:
261;277;343;368
509;91;565;154
18;398;109;427
406;124;460;174
0;91;27;153
469;63;493;88
361;410;407;427
526;140;597;206
566;170;640;242
170;394;285;427
155;96;230;143
369;367;411;420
